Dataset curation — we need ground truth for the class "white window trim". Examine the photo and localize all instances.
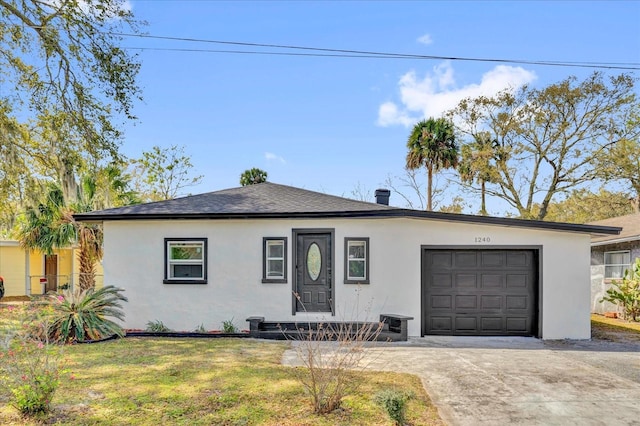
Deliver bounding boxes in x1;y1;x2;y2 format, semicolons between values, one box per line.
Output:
604;250;631;280
164;238;208;284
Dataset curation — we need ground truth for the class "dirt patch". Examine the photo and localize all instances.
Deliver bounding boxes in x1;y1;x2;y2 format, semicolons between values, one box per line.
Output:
591;320;640;344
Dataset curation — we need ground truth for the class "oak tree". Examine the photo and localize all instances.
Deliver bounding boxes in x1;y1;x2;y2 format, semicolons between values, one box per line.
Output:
448;73;638;220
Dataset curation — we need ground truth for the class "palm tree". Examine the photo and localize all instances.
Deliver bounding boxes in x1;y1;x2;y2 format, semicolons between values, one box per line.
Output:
240;168;268;186
18;181;103;291
406;118;459;211
459;132;499;216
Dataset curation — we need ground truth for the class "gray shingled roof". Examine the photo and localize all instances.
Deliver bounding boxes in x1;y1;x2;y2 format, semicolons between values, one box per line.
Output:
588;213;640;245
75;182;395;218
73;182;621;236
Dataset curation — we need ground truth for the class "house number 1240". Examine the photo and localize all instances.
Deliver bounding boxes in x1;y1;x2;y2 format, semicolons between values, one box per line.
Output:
474;237;491;243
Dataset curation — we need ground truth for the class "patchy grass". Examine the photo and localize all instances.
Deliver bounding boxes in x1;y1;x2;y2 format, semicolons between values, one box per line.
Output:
591;314;640;342
0;306;442;425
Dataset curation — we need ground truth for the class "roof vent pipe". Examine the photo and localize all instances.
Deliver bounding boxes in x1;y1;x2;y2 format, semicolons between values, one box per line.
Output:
374;189;391;205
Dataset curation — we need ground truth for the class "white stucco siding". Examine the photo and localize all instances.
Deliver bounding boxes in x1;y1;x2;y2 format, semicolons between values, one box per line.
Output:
103;217;591;339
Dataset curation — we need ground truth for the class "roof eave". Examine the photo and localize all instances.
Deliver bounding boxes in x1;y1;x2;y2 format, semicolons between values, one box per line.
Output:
74;209;622;235
591;235;640;247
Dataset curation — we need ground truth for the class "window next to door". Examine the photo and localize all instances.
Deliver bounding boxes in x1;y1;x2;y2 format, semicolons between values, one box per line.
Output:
164;238;208;284
344;237;369;284
263;237;287;283
604;250;631;280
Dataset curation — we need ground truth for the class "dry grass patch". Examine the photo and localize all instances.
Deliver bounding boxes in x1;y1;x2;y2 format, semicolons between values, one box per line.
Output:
0;336;442;425
591;314;640;342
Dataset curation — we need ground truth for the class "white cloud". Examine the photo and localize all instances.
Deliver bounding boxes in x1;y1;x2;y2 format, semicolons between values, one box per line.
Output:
417;34;433;45
377;62;537;127
265;152;286;164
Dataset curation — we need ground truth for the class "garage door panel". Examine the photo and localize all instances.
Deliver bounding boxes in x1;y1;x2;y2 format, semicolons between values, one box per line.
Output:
481;274;503;288
507;252;530;267
431;253;453;268
431;295;452;309
506;317;528;332
431;316;452;332
481;252;505;267
455;295;477;309
456;274;477;288
455;317;477;331
431;274;452;287
481;317;503;331
506;295;528;310
480;295;502;309
423;249;537;336
506;274;527;287
454;252;477;268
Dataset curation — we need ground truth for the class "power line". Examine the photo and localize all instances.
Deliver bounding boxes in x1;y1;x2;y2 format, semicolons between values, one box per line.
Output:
111;32;640;71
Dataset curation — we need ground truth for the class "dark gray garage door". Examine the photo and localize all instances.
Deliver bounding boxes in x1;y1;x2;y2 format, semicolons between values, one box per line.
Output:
422;249;538;336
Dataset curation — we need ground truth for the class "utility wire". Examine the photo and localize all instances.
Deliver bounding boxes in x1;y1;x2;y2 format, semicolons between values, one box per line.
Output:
111;32;640;71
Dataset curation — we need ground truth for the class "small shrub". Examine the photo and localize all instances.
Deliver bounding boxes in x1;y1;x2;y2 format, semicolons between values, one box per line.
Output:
601;258;640;321
374;389;414;425
221;318;238;333
288;291;384;414
39;285;128;343
193;323;207;333
146;320;172;332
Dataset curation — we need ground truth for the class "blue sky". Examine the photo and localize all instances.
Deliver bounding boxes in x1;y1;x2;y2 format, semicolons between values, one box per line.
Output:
120;0;640;213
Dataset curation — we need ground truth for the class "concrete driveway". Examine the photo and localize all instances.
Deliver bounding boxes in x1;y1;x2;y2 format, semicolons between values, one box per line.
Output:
282;337;640;425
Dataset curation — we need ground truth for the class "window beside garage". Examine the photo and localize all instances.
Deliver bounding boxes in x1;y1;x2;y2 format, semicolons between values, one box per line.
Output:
164;238;207;284
604;250;631;280
263;237;287;283
344;237;369;284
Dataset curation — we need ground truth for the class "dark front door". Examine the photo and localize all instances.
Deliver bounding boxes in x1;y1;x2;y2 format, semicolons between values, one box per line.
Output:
44;254;58;292
294;231;333;313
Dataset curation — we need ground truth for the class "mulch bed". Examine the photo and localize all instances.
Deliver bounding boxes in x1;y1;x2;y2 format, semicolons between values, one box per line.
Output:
0;295;31;302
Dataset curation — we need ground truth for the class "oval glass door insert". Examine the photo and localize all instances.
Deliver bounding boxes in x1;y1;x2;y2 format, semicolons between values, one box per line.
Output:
307;243;322;281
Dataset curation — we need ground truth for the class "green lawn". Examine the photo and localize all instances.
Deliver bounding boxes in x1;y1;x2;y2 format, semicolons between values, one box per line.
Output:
0;306;442;425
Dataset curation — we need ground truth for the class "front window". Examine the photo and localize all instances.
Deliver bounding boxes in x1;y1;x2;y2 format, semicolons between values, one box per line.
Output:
344;238;369;284
604;250;631;280
263;238;287;283
164;238;207;284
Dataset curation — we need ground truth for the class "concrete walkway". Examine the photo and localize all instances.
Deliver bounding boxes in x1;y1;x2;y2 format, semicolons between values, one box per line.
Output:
282;337;640;425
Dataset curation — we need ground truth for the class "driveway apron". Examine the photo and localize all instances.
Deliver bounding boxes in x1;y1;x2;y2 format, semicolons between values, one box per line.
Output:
282;337;640;425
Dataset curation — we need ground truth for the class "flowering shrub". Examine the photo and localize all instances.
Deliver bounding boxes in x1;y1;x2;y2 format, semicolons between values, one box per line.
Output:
0;306;65;416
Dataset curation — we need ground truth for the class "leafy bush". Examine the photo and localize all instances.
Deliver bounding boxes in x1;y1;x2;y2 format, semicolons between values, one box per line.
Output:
374;389;414;425
602;258;640;321
221;318;238;333
146;320;172;332
36;285;128;343
193;323;207;333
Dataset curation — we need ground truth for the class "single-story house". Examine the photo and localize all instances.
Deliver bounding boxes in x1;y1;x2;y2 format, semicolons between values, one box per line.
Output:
0;241;104;297
74;182;620;339
589;213;640;314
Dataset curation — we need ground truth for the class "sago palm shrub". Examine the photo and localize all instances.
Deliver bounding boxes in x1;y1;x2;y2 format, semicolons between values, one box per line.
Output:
38;285;128;343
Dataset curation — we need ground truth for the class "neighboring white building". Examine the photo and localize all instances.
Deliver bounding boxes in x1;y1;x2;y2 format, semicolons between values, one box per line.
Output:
75;183;620;339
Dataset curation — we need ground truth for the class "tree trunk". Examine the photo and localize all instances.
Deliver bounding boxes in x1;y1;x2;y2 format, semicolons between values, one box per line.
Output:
480;180;487;216
427;165;433;211
632;195;639;214
77;247;96;291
